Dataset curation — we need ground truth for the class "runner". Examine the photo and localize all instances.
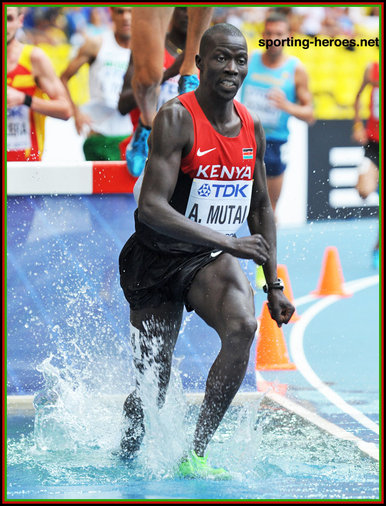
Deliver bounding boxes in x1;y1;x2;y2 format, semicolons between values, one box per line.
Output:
119;23;294;479
60;7;133;161
7;7;71;161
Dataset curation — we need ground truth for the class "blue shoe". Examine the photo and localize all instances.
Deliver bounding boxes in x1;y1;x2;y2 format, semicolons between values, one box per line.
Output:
371;249;379;270
178;74;200;95
126;121;151;177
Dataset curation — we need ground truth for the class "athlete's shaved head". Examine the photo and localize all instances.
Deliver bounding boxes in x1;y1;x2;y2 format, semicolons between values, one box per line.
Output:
199;23;246;56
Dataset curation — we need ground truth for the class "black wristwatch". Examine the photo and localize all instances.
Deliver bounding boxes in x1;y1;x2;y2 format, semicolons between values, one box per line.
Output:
263;278;284;293
23;94;32;107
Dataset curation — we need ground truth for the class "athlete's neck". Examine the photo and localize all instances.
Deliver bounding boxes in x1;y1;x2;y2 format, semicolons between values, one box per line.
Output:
7;38;23;70
194;89;239;135
114;32;131;49
262;51;287;67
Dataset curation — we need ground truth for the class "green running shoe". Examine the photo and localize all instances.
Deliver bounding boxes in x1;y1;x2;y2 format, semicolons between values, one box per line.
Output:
177;451;231;480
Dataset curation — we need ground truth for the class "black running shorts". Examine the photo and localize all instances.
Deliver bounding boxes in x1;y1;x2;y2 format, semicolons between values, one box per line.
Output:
119;234;222;311
364;141;379;169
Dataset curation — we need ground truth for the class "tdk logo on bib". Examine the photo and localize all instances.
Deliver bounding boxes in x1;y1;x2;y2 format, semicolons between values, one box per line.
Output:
197;183;249;198
215;183;249;198
198;183;211;197
186;179;253;235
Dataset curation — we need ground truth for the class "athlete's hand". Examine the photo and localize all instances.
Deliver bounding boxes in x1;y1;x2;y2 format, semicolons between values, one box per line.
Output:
7;86;25;108
267;290;295;327
227;234;270;264
351;125;368;145
162;52;184;82
74;110;92;136
267;88;289;112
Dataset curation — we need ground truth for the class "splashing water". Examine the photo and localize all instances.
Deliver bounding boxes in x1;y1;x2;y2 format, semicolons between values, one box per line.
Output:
122;315;192;478
30;298;199;480
31;281;133;455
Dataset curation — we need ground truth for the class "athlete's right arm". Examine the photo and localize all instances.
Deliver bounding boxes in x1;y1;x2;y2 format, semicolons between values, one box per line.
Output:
10;47;72;121
137;100;269;262
60;37;101;133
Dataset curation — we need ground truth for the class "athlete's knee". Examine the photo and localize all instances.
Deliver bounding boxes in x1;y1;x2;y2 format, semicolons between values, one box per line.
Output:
133;65;163;91
224;314;257;347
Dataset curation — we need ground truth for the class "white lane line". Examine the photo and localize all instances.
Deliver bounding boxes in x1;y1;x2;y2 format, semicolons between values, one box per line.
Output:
254;372;379;461
293;276;379;308
290;275;379;435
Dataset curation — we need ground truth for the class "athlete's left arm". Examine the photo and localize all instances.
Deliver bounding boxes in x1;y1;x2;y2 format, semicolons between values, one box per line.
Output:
247;116;277;285
248;116;294;326
293;63;315;124
8;47;71;120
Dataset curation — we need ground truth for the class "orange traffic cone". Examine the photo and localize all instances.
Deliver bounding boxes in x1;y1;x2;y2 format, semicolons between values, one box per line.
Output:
277;264;300;322
255;301;296;370
312;246;352;297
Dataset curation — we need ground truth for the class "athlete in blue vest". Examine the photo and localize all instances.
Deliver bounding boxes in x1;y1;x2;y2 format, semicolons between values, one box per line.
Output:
240;12;314;215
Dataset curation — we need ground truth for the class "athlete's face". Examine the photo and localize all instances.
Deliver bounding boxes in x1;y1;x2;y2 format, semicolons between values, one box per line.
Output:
263;21;289;56
111;7;132;40
7;7;23;45
197;33;248;99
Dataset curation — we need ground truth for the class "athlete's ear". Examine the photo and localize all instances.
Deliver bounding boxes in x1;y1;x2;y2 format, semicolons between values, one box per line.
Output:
195;54;202;71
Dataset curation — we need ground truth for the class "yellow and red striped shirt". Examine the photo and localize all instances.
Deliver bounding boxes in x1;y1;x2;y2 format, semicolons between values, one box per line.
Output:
7;45;46;161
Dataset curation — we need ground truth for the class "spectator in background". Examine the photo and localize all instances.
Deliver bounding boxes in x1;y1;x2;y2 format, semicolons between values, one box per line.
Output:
60;7;133;161
292;6;326;37
84;7;110;38
22;7;68;46
64;7;110;46
63;7;90;47
319;7;356;38
7;7;71;161
352;61;379;269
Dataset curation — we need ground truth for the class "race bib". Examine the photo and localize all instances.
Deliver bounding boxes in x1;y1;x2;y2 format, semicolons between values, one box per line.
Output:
7;105;31;150
185;179;253;235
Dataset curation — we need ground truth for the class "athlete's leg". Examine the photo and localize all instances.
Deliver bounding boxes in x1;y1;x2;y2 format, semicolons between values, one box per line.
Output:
130;7;173;127
121;300;184;457
267;173;285;213
186;253;257;457
180;7;214;76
